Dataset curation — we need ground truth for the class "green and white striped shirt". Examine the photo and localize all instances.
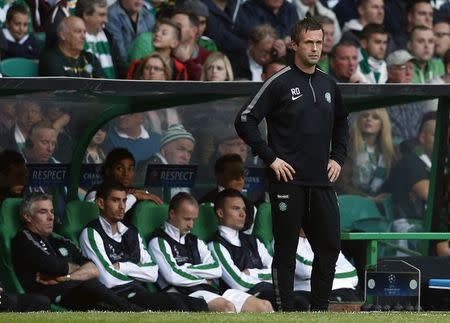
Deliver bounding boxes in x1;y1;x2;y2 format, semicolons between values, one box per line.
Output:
85;30;116;79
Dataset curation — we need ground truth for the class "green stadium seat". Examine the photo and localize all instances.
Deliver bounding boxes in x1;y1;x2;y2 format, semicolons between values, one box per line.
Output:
381;194;394;221
253;202;273;253
130;201;168;243
0;58;38;77
33;32;46;51
58;201;100;246
191;203;218;242
0;198;25;293
338;195;388;232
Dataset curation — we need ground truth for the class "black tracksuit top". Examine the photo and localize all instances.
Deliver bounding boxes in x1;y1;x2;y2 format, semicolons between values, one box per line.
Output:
235;64;349;186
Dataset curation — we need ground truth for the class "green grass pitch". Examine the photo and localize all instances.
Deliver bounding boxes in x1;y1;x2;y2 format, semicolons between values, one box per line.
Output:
1;312;450;323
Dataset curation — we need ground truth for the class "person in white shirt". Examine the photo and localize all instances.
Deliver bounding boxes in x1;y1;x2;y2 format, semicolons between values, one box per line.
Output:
79;180;208;311
149;192;272;312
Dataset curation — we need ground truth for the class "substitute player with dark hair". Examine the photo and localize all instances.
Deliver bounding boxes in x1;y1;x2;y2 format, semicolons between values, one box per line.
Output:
235;17;349;311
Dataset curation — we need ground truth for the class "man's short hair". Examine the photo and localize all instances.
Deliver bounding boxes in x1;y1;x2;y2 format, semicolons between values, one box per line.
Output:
409;25;433;41
330;40;358;59
102;148;135;177
0;150;25;175
360;23;387;40
214;153;244;177
20;192;53;216
214;188;244;214
75;0;107;17
407;0;431;14
173;10;200;28
291;17;323;45
314;15;334;26
418;111;437;135
29;120;55;139
6;3;30;23
169;192;198;213
249;24;277;44
96;180;126;201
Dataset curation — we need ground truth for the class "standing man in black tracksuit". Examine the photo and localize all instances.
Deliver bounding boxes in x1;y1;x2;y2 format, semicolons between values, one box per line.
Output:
235;17;349;312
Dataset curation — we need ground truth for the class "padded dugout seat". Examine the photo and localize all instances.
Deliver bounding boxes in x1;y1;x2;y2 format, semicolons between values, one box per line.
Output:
191;203;218;242
130;201;168;243
253;202;273;253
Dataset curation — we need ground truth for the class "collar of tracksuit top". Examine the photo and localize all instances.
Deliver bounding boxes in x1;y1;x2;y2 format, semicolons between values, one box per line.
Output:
163;221;188;245
98;216;129;242
218;225;241;247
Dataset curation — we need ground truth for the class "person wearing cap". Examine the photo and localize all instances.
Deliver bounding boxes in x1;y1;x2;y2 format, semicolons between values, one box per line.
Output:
136;124;196;197
386;49;435;143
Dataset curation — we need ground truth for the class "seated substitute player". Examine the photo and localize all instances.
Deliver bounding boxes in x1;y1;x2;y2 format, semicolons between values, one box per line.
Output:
209;189;309;311
80;180;207;312
149;192;273;313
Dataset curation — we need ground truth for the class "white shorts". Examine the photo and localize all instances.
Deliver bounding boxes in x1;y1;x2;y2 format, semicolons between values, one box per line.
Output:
189;289;252;313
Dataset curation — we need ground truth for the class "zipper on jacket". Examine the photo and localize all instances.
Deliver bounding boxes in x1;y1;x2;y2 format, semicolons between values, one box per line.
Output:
309;76;316;103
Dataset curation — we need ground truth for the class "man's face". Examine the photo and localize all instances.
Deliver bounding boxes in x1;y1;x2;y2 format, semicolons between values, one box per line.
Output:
419;120;436;158
322;23;335;54
331;45;358;80
292;29;323;68
121;0;144;14
98;189;127;224
363;32;388;60
29;128;57;163
409;2;433;28
263;0;284;12
16;102;42;134
83;4;108;34
388;61;414;83
409;29;435;63
249;35;276;66
217;197;246;230
116;113;144;133
7;12;29;41
61;17;86;52
24;200;54;237
110;158;135;187
218;138;248;163
168;201;198;235
359;0;384;24
161;139;194;165
171;14;197;43
433;22;450;57
153;23;178;50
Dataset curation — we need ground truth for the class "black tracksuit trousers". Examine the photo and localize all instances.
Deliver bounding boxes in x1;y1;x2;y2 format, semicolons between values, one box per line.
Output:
270;182;341;311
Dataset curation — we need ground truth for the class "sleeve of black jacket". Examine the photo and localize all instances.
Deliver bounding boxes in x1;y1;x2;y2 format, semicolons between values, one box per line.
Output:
234;81;277;166
329;83;349;166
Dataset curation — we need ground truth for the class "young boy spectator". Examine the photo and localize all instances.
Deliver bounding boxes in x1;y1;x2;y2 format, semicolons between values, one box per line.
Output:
357;23;388;83
149;192;272;313
2;3;40;59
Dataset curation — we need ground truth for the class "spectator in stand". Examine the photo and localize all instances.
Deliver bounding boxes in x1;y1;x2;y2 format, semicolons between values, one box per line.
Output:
337;109;399;201
237;0;299;43
341;0;384;45
233;24;285;81
315;15;336;73
1;100;42;153
22;121;59;164
199;153;257;234
261;56;287;80
433;48;450;83
2;3;40;59
202;0;247;60
85;148;163;221
76;0;125;79
408;25;444;83
329;41;363;82
433;20;450;60
0;100;15;139
149;192;273;312
357;23;388;83
80;181;207;312
39;16;104;77
0;150;27;202
389;111;436;252
106;0;155;71
133;52;171;80
103;113;161;164
209;189;310;311
24;0;68;33
84;128;107;164
12;192;141;311
177;0;218;52
292;0;341;45
171;11;211;80
44;105;73;163
200;52;234;81
386;49;433;143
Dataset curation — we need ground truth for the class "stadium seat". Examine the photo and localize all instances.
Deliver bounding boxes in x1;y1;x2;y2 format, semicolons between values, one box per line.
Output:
338;195;388;232
0;58;38;77
253;202;273;253
0;198;25;293
33;32;46;51
58;201;100;246
191;203;218;242
130;201;168;243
